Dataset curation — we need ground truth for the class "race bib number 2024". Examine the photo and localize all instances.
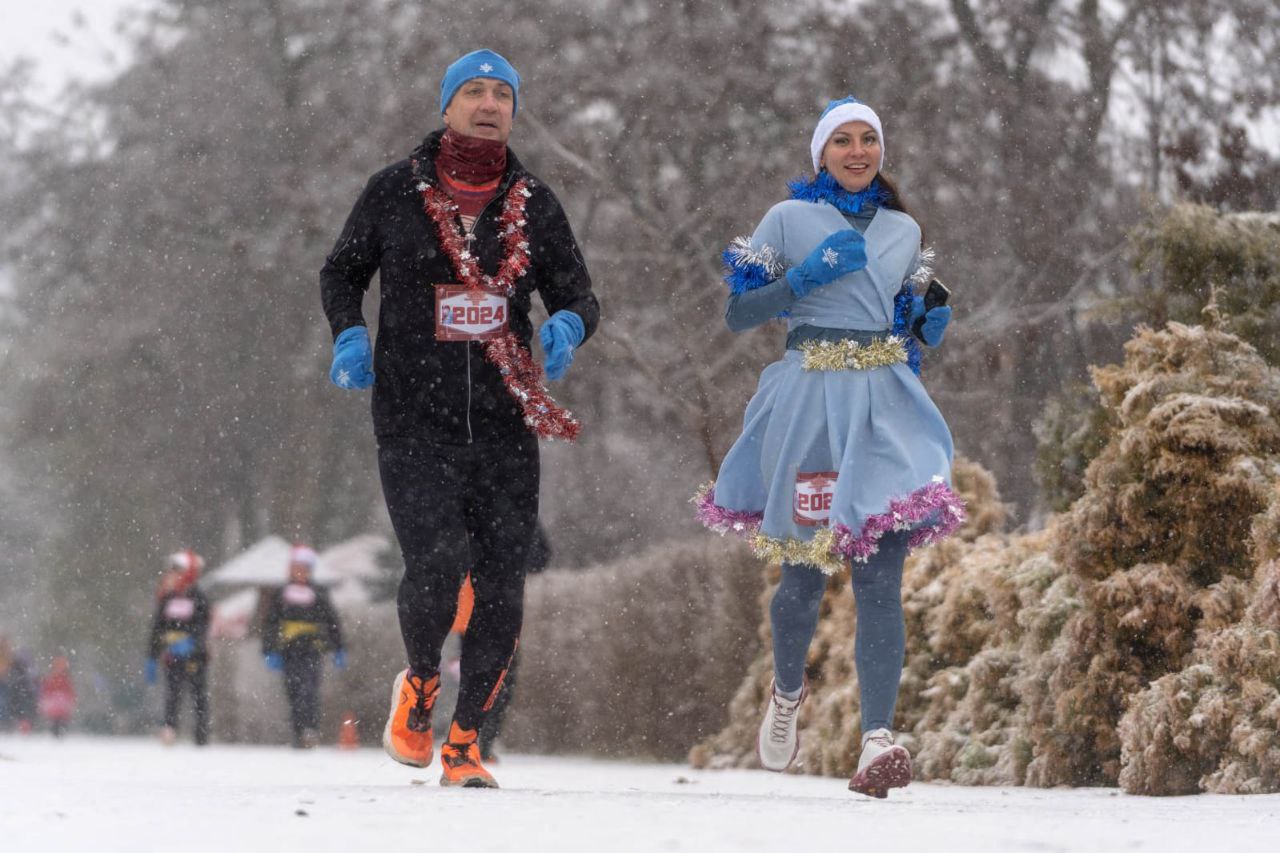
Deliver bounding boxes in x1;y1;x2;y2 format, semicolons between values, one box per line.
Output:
793;471;837;526
435;284;510;341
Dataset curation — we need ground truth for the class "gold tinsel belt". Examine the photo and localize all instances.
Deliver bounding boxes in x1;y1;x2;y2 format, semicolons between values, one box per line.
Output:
793;335;909;371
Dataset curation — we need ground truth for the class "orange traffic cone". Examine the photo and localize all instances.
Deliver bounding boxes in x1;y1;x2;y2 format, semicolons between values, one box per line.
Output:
338;711;359;750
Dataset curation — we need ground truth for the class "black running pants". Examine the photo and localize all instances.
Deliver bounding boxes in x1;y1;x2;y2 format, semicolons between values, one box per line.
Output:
377;434;538;733
163;658;210;745
282;649;323;739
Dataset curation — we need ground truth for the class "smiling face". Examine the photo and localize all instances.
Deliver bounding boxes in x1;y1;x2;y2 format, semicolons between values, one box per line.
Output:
820;120;881;192
443;77;515;142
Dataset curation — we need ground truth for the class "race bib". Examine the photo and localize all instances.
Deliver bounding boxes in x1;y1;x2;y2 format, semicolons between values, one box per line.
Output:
793;471;838;526
435;284;509;341
164;597;195;620
283;584;317;607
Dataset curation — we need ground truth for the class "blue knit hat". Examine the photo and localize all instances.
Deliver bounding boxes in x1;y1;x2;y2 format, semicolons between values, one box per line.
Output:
440;49;521;116
811;96;884;173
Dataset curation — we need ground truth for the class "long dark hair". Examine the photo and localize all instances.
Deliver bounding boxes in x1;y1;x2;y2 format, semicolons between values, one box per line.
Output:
875;171;923;243
875;172;911;217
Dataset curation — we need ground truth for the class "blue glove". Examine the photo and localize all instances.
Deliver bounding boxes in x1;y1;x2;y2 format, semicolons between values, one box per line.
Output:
538;310;585;381
144;658;158;685
167;637;195;659
329;326;374;389
909;296;952;347
785;229;868;298
264;652;284;671
332;650;347;670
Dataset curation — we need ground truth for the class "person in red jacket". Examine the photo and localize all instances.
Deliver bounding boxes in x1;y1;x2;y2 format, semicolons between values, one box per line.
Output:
38;656;76;737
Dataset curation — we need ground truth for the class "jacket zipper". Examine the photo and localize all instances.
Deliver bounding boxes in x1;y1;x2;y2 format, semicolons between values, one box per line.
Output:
465;344;473;443
459;182;514;446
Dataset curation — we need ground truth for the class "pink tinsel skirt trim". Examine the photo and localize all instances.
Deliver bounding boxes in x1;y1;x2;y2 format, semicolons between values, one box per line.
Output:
693;478;966;568
831;477;967;562
692;483;764;535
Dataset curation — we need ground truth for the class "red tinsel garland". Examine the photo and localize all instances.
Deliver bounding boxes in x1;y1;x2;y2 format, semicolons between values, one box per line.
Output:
413;165;581;442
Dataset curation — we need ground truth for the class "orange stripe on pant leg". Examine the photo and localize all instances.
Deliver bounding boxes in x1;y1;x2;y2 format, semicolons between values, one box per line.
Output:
481;638;519;712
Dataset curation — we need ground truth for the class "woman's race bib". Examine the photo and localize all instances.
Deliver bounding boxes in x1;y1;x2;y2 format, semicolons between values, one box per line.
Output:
794;471;838;526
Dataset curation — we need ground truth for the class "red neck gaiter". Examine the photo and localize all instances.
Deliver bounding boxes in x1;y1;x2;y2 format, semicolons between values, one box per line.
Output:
436;129;507;218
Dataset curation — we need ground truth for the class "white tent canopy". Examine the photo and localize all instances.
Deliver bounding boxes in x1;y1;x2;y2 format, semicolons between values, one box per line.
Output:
200;535;293;588
201;534;388;589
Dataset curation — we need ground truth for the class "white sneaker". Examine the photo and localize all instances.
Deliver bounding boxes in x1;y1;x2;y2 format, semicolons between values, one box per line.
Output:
756;679;806;772
848;728;912;798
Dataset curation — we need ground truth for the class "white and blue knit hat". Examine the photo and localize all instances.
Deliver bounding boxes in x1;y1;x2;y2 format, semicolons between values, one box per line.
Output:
440;49;521;116
810;96;884;173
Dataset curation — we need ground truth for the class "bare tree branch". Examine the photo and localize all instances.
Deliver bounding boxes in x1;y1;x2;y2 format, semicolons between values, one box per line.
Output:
1010;0;1059;85
949;0;1012;80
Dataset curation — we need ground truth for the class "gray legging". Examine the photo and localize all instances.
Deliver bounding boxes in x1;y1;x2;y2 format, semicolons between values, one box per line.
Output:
769;529;909;733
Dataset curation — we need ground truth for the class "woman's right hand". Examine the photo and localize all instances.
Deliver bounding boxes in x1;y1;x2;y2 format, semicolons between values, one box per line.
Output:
785;229;868;298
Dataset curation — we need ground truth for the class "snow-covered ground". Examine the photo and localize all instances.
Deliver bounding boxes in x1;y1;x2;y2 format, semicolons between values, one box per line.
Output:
2;736;1278;853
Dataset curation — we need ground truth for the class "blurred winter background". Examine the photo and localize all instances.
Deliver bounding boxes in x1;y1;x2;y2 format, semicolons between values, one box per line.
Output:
1;0;1279;794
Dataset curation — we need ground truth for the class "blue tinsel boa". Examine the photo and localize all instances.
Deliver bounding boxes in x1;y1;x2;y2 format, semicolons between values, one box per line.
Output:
786;171;889;215
891;281;923;376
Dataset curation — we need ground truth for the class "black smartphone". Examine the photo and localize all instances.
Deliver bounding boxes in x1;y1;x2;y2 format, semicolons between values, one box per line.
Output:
912;278;951;339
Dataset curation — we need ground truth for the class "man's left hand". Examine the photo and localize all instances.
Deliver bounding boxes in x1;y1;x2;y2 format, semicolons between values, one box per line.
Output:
539;310;585;381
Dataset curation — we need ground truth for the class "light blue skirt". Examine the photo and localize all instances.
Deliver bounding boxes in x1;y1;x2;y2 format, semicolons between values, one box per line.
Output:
697;349;964;573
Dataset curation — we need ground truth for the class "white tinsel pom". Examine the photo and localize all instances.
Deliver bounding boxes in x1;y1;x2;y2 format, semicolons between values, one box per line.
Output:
910;246;937;285
725;236;783;278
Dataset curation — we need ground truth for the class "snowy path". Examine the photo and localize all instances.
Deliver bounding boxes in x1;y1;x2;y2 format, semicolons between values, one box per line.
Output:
2;736;1278;852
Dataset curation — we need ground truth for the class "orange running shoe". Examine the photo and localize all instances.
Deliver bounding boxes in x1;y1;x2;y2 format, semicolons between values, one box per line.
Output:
439;722;499;788
382;669;440;768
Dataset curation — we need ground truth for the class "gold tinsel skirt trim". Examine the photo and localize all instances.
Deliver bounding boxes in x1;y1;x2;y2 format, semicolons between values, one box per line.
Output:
798;336;909;371
748;528;846;575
